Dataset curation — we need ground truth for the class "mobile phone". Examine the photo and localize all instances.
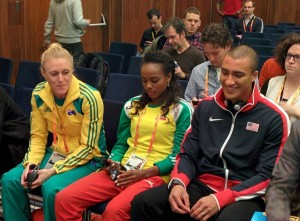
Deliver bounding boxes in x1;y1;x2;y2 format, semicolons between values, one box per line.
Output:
174;61;179;68
192;100;199;105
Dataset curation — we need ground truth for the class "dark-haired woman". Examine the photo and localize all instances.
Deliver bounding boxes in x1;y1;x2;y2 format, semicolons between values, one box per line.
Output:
55;52;193;221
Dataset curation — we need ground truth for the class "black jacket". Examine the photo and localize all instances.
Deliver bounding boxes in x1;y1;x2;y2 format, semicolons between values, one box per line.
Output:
0;87;30;175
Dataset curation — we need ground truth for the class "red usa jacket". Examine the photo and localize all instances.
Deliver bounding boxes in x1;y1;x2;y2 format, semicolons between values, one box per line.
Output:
171;85;289;210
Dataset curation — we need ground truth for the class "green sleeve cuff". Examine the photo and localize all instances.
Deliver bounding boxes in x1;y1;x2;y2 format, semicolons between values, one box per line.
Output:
154;157;174;175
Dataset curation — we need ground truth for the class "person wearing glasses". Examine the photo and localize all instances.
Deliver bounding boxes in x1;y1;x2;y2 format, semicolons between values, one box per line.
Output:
233;0;263;37
261;33;300;122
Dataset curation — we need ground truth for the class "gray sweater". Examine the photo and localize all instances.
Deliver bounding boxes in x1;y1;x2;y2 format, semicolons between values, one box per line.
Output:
44;0;89;44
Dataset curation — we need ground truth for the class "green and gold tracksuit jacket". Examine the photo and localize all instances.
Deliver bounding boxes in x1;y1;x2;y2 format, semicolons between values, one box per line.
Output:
109;96;193;183
23;75;107;173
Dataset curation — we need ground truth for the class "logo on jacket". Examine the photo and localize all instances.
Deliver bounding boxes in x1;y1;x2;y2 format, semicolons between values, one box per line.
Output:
67;109;76;116
209;116;224;122
44;107;52;112
246;122;259;132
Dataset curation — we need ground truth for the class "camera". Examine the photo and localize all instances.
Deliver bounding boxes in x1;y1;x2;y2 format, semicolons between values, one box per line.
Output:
26;164;39;190
109;162;127;181
102;157;126;181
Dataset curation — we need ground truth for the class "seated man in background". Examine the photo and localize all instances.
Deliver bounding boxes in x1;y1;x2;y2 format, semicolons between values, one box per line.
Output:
233;0;263;37
266;120;300;220
185;23;232;103
139;8;164;53
130;45;289;221
0;87;30;176
162;18;206;80
164;7;203;52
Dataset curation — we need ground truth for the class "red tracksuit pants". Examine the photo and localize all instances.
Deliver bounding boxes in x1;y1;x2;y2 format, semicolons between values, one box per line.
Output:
55;170;165;221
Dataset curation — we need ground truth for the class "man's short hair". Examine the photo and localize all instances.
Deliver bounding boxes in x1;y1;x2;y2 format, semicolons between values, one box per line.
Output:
201;23;232;48
226;45;259;71
184;7;201;18
147;8;161;20
162;17;187;36
244;0;255;7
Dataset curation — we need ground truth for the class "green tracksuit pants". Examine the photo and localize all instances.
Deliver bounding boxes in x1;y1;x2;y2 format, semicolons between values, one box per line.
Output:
1;147;101;221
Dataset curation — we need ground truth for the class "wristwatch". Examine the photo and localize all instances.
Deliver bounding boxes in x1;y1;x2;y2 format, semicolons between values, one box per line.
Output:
169;179;184;191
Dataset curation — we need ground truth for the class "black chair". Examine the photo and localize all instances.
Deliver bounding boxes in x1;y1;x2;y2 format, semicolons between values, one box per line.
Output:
263;28;285;38
241;32;265;44
75;66;101;88
283;25;300;33
277;22;296;28
251;45;274;56
270;33;285;47
109;42;138;73
291;30;300;34
0;57;13;84
258;55;272;72
127;56;142;76
243;38;272;47
1;61;43;116
263;24;278;29
18;87;34;116
94;52;124;73
103;99;124;152
104;73;143;103
0;82;14;97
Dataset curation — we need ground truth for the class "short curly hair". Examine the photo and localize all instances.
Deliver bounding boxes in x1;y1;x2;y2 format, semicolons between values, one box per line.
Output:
201;23;232;48
274;33;300;69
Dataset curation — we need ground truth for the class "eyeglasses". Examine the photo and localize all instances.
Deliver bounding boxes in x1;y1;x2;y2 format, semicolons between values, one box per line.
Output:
244;6;254;9
285;53;300;62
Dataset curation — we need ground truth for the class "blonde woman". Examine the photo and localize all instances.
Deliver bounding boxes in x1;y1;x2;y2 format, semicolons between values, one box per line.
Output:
1;43;107;221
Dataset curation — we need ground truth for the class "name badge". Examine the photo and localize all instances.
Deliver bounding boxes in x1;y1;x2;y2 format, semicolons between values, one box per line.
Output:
44;151;66;169
124;154;146;170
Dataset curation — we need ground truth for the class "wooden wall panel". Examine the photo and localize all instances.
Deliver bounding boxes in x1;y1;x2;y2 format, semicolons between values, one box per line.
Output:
81;0;103;52
1;0;300;84
122;0;153;52
24;0;50;62
6;0;26;83
102;0;123;52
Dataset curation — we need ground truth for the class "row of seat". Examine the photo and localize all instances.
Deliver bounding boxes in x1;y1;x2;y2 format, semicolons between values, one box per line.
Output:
94;52;142;76
0;56;13;84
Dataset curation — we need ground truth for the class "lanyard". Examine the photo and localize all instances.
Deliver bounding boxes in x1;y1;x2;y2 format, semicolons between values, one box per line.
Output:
52;101;70;154
243;16;255;32
133;108;161;157
275;76;300;105
204;70;209;97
